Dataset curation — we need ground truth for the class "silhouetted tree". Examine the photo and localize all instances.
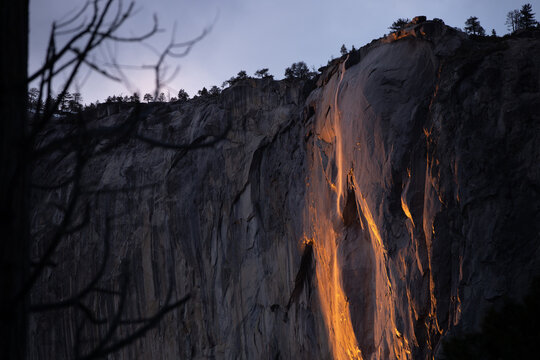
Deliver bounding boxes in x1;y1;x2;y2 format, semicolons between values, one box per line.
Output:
57;91;72;112
506;9;521;32
177;89;189;101
209;85;221;96
72;92;82;105
464;16;486;36
223;70;250;87
520;3;537;29
389;18;410;31
197;87;209;97
254;68;270;78
143;93;153;103
284;61;311;80
157;92;166;102
129;92;140;103
236;70;248;80
69;92;83;112
340;44;347;55
491;29;497;37
28;87;40;110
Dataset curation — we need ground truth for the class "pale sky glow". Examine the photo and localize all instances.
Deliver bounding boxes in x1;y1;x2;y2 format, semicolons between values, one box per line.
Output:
29;0;539;103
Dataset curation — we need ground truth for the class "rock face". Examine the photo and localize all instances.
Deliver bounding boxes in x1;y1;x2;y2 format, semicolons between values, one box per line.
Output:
29;22;540;359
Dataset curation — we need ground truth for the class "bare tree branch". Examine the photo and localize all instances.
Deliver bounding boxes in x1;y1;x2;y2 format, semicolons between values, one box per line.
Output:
55;1;91;29
26;1;212;358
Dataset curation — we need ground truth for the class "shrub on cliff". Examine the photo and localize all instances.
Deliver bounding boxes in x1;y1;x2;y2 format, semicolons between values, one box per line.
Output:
254;68;272;79
177;89;189;102
129;92;140;103
388;18;410;32
284;61;316;80
223;70;250;87
209;85;221;96
143;93;153;103
197;87;209;97
464;16;486;36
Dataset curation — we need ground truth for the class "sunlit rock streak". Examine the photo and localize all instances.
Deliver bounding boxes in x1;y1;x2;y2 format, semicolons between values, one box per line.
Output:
306;55;363;360
334;56;349;215
308;227;363;360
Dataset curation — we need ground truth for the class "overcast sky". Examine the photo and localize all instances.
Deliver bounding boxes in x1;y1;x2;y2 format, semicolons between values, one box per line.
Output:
29;0;539;103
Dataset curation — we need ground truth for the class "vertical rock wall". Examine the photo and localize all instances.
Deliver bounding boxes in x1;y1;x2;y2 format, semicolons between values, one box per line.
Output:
29;23;540;359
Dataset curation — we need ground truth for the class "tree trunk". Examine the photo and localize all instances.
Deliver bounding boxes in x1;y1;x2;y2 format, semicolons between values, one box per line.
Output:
0;0;29;359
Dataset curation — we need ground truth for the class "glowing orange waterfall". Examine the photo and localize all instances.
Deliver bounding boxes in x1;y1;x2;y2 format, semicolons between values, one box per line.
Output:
311;227;363;360
334;56;348;215
307;55;363;360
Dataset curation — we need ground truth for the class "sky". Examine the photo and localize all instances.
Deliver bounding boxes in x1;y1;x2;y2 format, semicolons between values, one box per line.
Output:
29;0;539;104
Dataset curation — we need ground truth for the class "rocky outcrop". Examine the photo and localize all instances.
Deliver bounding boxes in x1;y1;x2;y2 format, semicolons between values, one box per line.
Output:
29;22;540;359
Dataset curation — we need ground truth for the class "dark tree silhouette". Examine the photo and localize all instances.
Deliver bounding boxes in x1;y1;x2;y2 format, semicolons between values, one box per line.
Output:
254;68;270;78
506;9;521;32
389;18;410;32
236;70;248;80
209;85;221;96
223;70;250;87
340;44;347;55
520;3;537;29
198;87;209;96
464;16;486;36
72;92;83;110
28;87;40;109
284;61;313;80
143;93;153;103
129;92;140;103
58;91;74;112
177;89;189;101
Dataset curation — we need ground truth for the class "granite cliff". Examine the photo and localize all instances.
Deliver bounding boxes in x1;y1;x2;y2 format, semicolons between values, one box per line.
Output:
30;20;540;359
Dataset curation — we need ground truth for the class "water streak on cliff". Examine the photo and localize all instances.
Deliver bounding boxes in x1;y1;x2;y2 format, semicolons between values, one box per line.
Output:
335;55;349;214
309;55;363;360
311;228;363;360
